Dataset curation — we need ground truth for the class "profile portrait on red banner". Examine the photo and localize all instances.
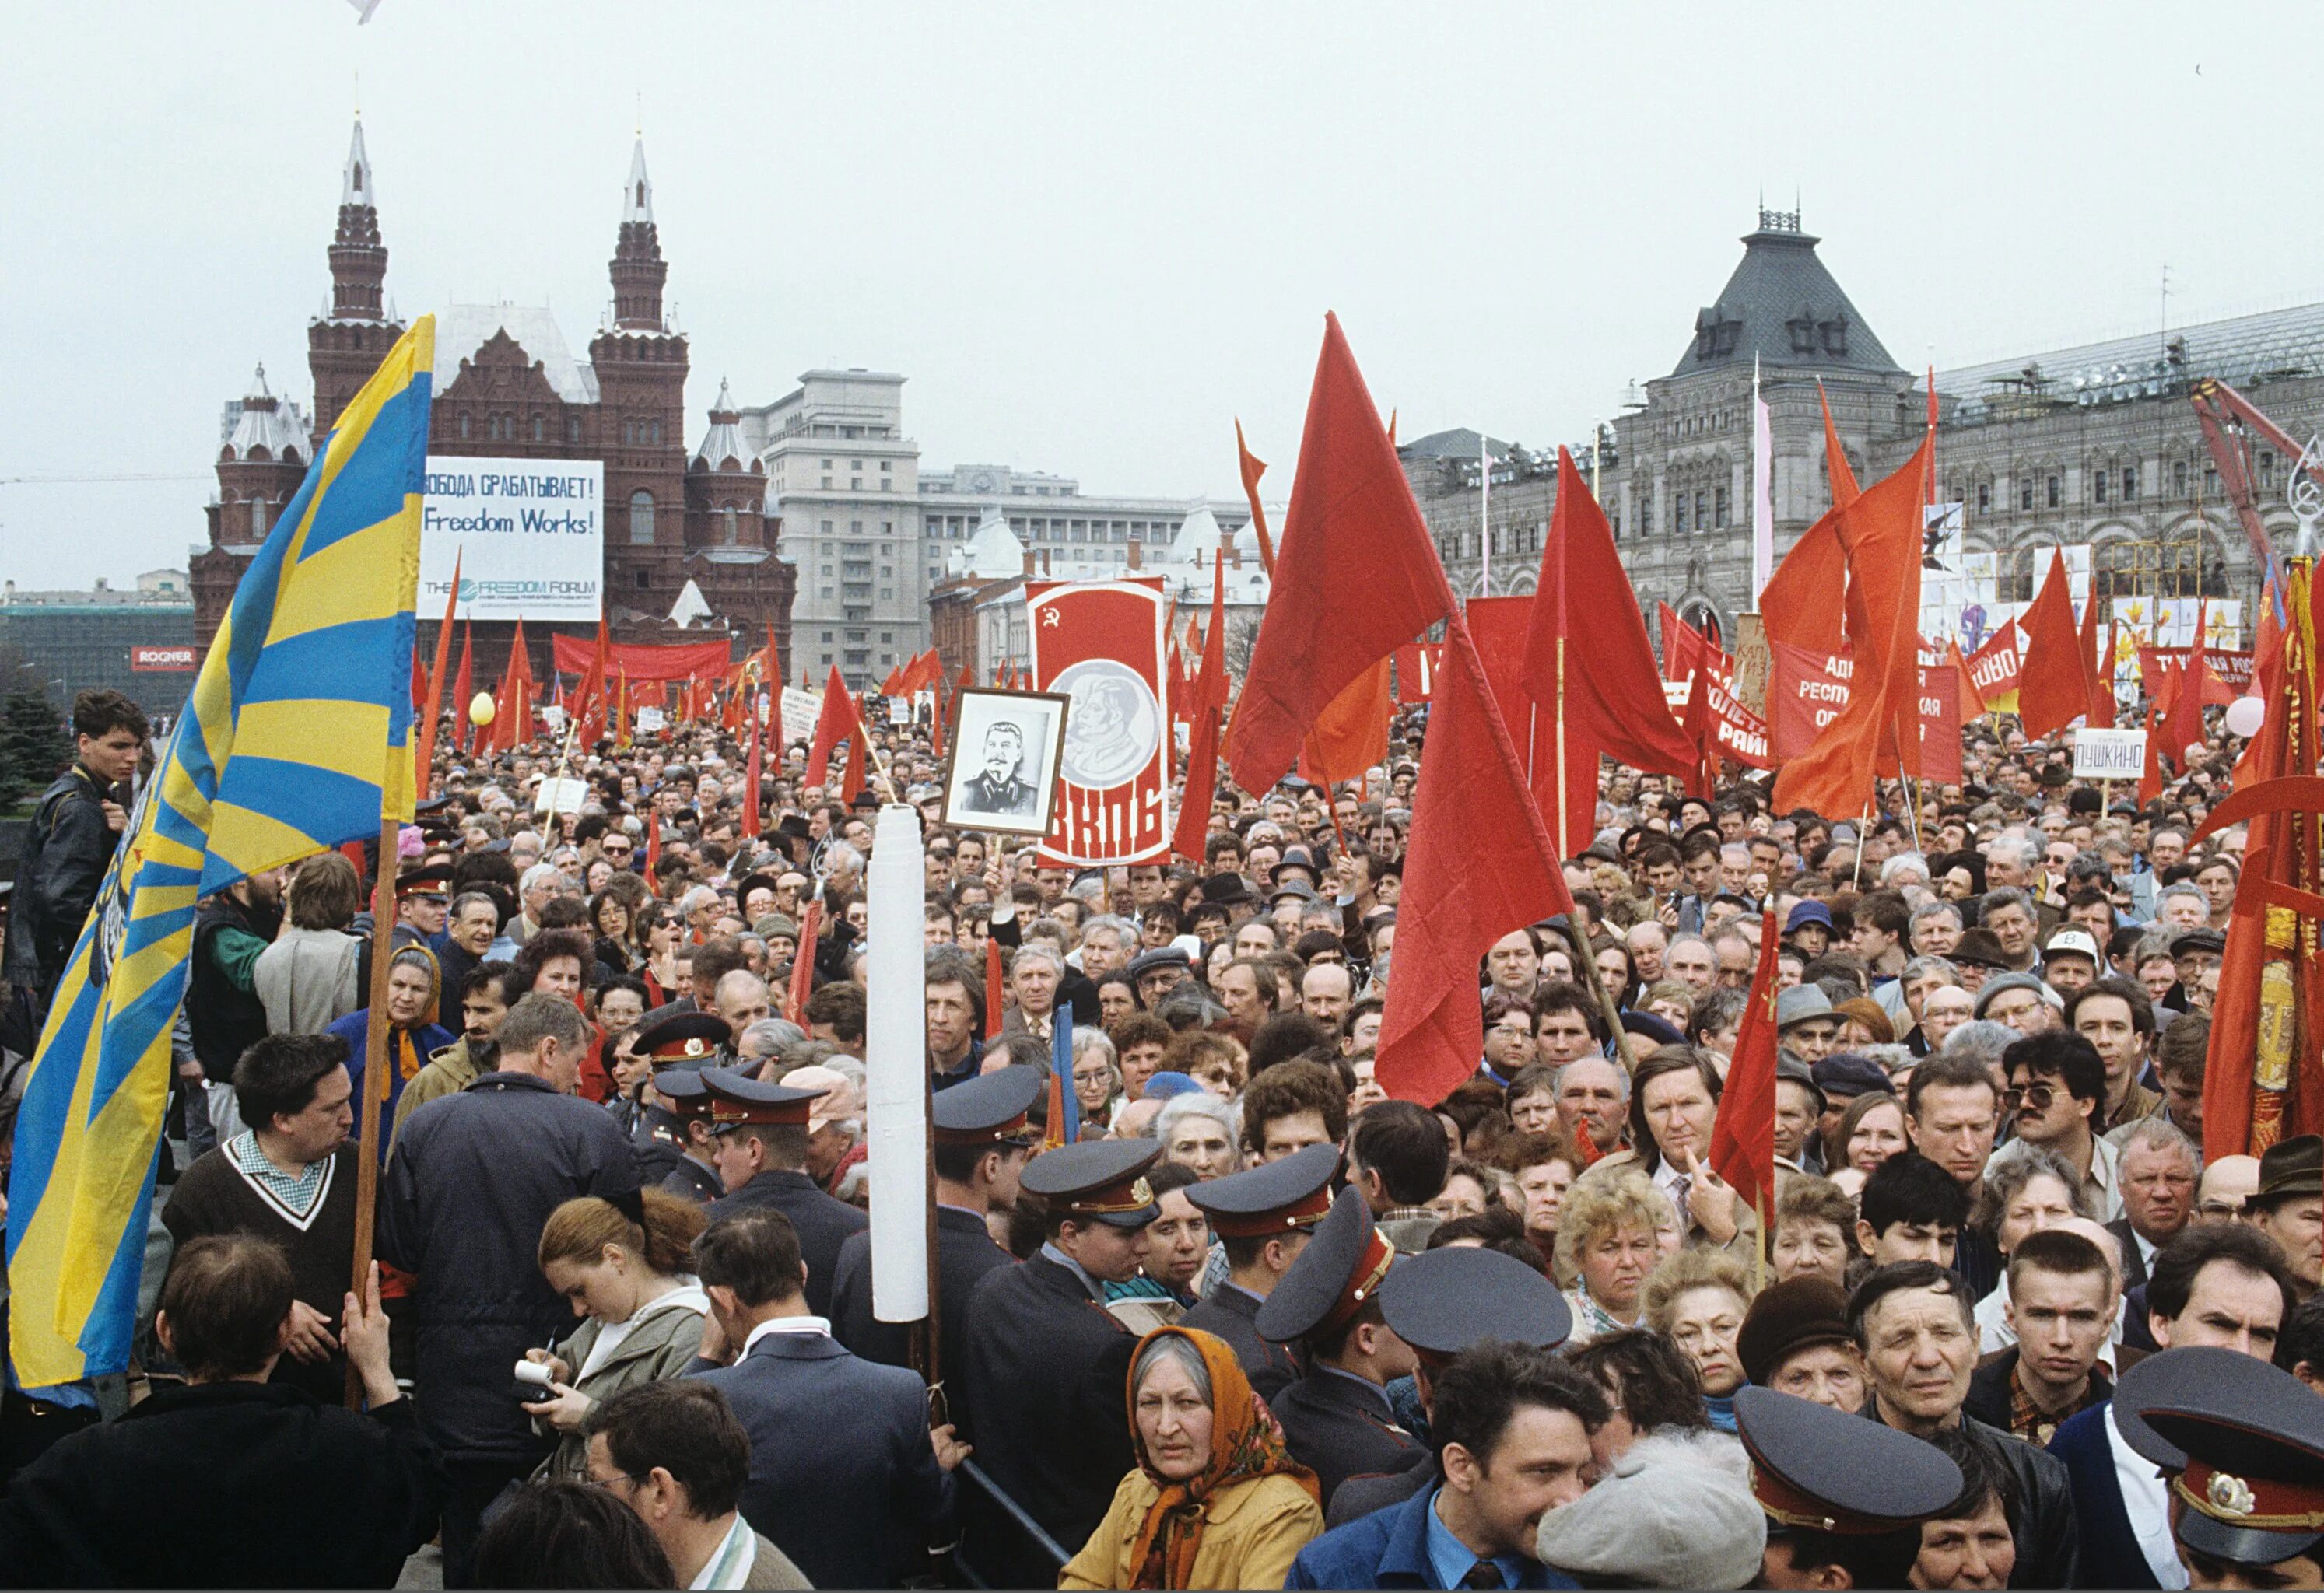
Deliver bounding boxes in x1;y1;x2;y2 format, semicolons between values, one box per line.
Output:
939;687;1068;837
1026;578;1173;866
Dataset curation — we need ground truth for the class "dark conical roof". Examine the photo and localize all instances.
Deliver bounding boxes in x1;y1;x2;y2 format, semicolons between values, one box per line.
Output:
1671;210;1901;379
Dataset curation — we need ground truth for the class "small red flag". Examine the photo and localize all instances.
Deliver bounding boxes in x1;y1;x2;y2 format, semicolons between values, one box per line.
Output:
806;666;854;787
1233;418;1278;577
2017;554;2087;741
1173;553;1230;863
983;934;1006;1042
643;808;661;891
1376;614;1576;1107
741;711;763;839
1708;906;1781;1218
451;622;473;755
1819;380;1860;506
1225;314;1455;796
785;899;822;1024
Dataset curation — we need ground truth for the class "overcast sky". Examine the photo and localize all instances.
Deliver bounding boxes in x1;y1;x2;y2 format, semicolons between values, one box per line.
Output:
6;2;2319;589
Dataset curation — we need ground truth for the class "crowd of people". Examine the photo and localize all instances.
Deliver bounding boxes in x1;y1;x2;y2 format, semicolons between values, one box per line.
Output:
0;677;2319;1591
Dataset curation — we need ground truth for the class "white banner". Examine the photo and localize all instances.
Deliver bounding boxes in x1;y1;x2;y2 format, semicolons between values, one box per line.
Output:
2073;727;2147;779
420;457;603;621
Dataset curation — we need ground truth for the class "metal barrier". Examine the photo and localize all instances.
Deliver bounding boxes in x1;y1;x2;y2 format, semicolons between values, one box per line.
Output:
950;1457;1071;1588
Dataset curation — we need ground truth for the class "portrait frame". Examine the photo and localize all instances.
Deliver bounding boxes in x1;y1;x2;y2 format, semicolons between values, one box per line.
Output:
941;688;1071;836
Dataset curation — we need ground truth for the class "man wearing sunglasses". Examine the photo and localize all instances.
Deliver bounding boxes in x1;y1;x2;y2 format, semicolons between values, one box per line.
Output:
1998;1031;2122;1223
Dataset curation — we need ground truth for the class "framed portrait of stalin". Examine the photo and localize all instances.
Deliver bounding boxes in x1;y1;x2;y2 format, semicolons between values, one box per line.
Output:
941;688;1069;836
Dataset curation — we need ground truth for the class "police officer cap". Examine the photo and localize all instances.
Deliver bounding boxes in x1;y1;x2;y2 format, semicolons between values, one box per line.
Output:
1735;1385;1962;1536
2117;1344;2324;1569
1379;1245;1571;1356
395;862;454;899
931;1065;1045;1147
634;1011;732;1071
1019;1138;1162;1227
699;1065;827;1129
1182;1142;1337;1238
1253;1185;1397;1346
650;1069;716;1122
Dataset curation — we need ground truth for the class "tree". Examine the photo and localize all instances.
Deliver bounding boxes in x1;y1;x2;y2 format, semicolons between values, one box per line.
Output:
0;688;70;811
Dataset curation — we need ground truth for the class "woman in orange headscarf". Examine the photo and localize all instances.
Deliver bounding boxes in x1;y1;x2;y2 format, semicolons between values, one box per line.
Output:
1060;1326;1323;1591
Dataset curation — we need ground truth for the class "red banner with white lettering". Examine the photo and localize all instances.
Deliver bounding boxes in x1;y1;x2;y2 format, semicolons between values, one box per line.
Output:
549;635;733;683
1768;641;1961;784
1695;661;1775;770
2137;646;2254;695
1965;625;2022;714
1026;579;1171;866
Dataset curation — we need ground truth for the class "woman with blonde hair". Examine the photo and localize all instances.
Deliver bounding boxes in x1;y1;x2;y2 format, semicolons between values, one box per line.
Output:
1062;1327;1323;1589
1641;1246;1755;1432
519;1189;710;1481
1554;1172;1681;1346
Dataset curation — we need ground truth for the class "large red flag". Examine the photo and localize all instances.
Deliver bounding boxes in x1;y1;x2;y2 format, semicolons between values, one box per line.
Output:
2090;616;2119;728
805;667;854;787
495;621;534;754
1769;430;1933;815
1233;419;1278;576
451;622;474;754
2161;600;2216;766
2016;554;2087;740
1522;448;1696;779
1376;614;1577;1106
1819;380;1860;506
1759;510;1852;656
1225;315;1454;794
1173;555;1229;863
1948;636;1987;718
1299;660;1392;786
1708;906;1781;1219
414;552;461;799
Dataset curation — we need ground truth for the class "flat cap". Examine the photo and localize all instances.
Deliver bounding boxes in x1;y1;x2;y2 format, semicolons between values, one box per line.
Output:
1182;1142;1337;1238
699;1065;827;1129
1253;1185;1397;1345
2118;1345;2324;1570
1974;971;2064;1019
1735;1385;1962;1536
1736;1276;1853;1388
1775;986;1835;1030
1533;1430;1765;1588
634;1011;731;1071
1197;872;1258;906
2255;1134;2322;1203
931;1065;1044;1147
1379;1245;1570;1357
1020;1139;1162;1228
1947;926;2012;969
2171;926;2229;959
1810;1052;1889;1101
1127;947;1195;981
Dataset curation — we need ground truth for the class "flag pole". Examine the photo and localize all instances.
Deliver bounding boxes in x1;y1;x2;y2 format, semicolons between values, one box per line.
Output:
1479;436;1491;598
346;813;399;1408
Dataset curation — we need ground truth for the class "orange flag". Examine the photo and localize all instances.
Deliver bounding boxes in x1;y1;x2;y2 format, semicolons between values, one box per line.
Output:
1947;637;1987;718
1233;419;1278;576
1299;659;1392;786
413;551;460;799
1225;316;1453;794
1172;554;1229;863
1819;380;1860;506
2016;555;2087;741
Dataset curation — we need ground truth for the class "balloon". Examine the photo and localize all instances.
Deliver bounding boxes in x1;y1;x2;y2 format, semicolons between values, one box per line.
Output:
468;691;497;727
2225;695;2266;738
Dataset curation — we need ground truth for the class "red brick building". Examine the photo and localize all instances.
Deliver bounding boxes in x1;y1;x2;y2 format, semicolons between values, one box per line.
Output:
195;121;793;687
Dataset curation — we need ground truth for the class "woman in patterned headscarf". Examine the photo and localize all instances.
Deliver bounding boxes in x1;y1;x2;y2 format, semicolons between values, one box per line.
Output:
329;944;453;1164
1062;1326;1323;1590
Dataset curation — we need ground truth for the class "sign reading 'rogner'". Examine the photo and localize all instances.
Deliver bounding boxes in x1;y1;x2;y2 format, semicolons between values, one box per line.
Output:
131;645;195;672
419;457;602;621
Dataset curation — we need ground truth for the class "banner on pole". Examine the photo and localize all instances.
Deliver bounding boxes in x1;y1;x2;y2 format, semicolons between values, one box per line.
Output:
421;457;602;621
2073;726;2148;779
1026;579;1172;866
1767;641;1961;783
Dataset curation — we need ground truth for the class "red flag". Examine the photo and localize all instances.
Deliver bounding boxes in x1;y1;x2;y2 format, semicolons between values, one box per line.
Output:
840;694;869;806
1759;510;1852;656
2161;601;2220;767
784;899;822;1024
1769;430;1933;815
1819;380;1860;506
741;709;763;839
496;621;534;754
451;623;473;754
1173;555;1229;863
1233;419;1278;576
1469;595;1603;857
1947;637;1986;718
2016;555;2087;740
806;666;854;786
1299;659;1392;786
643;808;661;890
879;663;903;695
1225;315;1455;795
2089;616;2119;728
413;553;460;799
1376;614;1577;1106
1523;448;1696;779
983;934;1006;1042
1965;623;2022;714
2138;698;2165;805
1707;906;1781;1218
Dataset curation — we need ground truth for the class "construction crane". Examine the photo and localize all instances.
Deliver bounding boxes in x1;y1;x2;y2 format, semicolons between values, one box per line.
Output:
2188;376;2324;617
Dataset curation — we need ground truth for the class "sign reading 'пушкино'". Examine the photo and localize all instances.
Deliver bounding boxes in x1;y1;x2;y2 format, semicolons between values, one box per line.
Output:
419;457;603;621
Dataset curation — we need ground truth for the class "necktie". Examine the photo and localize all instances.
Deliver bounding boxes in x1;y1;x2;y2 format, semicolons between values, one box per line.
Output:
1460;1563;1506;1590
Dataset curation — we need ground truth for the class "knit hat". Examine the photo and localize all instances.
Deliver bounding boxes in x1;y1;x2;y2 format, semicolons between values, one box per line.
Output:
1737;1276;1855;1388
752;912;800;943
1534;1429;1765;1588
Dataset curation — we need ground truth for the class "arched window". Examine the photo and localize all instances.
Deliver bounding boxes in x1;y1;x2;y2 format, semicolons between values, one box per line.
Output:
722;506;739;545
531;415;545;443
459;413;471;441
250;498;266;538
2000;541;2052;603
629;490;655;546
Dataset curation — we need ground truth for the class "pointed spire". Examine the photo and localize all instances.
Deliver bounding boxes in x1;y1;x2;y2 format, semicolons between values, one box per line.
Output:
710;377;736;418
343;116;373;208
622;138;654;224
248;362;273;403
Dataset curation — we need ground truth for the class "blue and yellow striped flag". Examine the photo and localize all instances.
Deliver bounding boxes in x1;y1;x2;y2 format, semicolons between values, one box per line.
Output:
5;317;434;1388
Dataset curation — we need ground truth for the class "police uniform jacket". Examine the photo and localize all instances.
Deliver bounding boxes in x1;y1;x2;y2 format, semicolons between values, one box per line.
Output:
707;1168;868;1319
659;1154;725;1205
1272;1367;1425;1510
686;1329;948;1591
955;1253;1139;1589
1180;1283;1300;1403
831;1205;1010;1397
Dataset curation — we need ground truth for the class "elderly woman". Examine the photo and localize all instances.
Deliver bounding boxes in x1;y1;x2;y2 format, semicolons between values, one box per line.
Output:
1969;1147;2090;1349
1062;1327;1323;1590
1642;1248;1755;1433
1157;1091;1242;1182
1555;1171;1681;1346
1569;1045;1760;1266
1072;1028;1126;1133
331;946;454;1164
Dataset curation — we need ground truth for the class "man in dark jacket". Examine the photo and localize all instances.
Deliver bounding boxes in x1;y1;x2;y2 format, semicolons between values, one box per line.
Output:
379;992;638;1588
685;1207;961;1589
1;688;143;1042
0;1233;440;1587
701;1066;866;1320
1853;1260;2080;1589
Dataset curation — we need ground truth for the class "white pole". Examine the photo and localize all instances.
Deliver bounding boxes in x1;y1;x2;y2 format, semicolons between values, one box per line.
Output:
1752;355;1775;603
866;802;930;1324
1479;435;1491;598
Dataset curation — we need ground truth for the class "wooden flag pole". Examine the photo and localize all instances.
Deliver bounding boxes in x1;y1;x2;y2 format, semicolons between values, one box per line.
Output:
346;815;400;1408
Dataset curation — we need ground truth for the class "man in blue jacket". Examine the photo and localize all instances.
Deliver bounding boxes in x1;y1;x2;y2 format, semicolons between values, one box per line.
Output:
685;1206;963;1589
1286;1342;1605;1590
379;991;639;1588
